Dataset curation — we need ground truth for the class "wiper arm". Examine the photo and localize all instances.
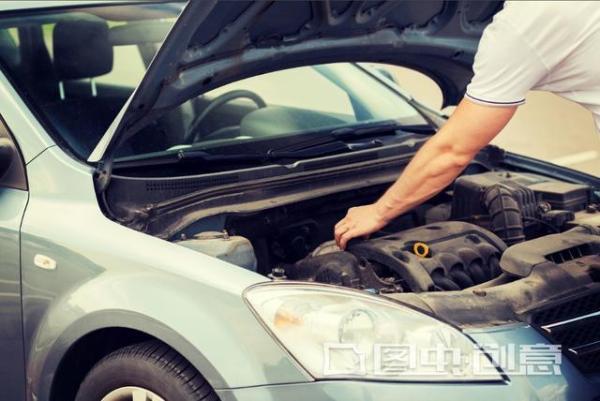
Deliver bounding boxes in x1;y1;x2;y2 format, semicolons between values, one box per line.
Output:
177;140;381;162
330;121;404;140
114;121;426;168
116;139;381;168
270;121;409;154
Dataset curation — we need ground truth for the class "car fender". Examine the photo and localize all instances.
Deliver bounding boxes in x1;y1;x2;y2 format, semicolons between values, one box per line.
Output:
21;149;311;400
28;270;311;401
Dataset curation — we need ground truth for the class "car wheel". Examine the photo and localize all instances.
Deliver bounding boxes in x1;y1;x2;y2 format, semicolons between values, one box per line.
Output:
75;340;218;401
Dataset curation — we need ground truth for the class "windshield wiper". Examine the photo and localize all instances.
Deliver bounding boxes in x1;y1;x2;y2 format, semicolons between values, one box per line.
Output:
177;141;352;162
269;120;414;154
179;139;385;161
114;121;427;168
115;139;382;168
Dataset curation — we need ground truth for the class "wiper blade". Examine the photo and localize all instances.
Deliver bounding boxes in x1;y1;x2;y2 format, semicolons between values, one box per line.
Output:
177;140;380;162
116;139;381;168
114;121;426;168
271;121;409;154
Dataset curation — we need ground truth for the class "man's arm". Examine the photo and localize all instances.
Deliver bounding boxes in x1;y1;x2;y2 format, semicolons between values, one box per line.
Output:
334;98;517;249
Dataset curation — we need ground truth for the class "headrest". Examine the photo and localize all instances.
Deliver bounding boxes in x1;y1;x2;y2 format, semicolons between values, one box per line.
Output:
53;19;113;80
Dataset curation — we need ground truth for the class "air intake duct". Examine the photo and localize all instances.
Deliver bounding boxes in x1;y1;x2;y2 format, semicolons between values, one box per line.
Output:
451;173;538;245
483;184;525;245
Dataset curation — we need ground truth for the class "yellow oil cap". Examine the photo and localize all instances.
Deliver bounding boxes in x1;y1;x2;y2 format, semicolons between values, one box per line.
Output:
413;242;430;258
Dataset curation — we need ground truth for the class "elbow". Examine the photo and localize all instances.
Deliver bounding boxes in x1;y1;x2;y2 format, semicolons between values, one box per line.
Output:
450;151;473;170
435;142;474;170
449;137;477;168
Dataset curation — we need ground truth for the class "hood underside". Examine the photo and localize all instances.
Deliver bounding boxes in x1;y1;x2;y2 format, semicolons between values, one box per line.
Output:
90;0;502;163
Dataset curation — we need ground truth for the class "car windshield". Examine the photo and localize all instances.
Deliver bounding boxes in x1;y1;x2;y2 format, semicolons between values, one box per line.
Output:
0;2;183;159
116;63;429;160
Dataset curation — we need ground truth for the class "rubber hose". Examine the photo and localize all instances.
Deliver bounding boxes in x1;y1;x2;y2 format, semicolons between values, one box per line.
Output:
483;184;525;245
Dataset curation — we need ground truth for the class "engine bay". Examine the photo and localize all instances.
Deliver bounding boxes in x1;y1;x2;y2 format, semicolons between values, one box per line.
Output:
95;122;600;370
173;170;599;299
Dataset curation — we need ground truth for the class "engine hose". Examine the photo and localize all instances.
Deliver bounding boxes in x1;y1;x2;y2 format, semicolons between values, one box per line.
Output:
483;184;525;245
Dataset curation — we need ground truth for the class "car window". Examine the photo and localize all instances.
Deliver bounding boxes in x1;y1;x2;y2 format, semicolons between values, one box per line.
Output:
0;3;182;159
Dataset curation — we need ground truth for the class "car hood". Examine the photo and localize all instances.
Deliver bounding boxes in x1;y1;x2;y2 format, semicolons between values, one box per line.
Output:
89;0;502;164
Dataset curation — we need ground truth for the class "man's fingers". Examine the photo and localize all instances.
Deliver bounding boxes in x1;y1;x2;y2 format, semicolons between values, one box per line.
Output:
335;224;351;245
334;217;350;230
334;225;346;247
339;228;360;250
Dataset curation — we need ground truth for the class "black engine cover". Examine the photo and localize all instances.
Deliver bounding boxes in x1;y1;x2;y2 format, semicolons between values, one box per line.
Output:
348;222;506;292
290;222;507;293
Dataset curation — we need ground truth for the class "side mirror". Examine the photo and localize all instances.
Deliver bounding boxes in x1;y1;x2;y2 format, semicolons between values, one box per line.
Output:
0;138;14;180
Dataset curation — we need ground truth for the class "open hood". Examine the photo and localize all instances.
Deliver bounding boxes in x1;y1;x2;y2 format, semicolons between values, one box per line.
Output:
90;0;502;166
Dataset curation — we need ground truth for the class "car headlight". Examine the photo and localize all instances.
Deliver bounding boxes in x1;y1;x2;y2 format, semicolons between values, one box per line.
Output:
245;283;503;381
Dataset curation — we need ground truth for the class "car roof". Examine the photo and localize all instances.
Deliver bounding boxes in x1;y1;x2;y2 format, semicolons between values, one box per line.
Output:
0;1;166;13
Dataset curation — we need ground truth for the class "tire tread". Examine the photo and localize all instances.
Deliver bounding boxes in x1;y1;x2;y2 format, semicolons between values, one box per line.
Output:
76;340;217;401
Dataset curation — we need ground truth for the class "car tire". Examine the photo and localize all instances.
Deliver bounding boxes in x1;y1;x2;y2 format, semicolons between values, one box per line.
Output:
75;340;218;401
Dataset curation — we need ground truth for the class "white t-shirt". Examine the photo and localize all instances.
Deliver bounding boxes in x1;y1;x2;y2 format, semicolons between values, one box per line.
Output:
466;1;600;131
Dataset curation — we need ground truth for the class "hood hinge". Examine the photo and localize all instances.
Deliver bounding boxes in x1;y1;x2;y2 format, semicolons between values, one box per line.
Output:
94;159;113;194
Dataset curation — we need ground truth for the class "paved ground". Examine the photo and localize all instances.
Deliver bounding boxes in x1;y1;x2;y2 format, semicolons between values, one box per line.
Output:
390;67;600;177
493;91;600;177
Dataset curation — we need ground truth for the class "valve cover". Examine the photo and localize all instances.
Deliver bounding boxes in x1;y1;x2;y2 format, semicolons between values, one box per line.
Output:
290;222;507;293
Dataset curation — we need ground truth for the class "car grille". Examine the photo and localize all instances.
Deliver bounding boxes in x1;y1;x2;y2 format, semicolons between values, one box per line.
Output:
531;289;600;374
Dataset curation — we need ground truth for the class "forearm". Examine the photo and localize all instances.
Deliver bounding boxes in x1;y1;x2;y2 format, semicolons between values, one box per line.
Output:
374;134;472;220
373;99;517;222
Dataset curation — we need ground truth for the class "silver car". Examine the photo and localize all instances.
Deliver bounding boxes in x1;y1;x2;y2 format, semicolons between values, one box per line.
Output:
0;1;598;401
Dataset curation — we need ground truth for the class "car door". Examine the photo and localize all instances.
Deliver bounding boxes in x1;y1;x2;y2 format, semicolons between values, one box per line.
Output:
0;117;28;401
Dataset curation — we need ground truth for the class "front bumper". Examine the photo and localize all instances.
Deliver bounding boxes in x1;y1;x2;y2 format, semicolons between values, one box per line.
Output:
217;324;600;401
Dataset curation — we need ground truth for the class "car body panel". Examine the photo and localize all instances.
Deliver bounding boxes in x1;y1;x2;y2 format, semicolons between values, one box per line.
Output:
0;2;596;401
0;187;28;401
0;69;54;163
21;146;312;399
0;1;158;13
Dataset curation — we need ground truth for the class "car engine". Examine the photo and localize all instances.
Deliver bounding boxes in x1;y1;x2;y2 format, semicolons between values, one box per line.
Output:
175;170;600;297
155;165;600;367
287;222;505;293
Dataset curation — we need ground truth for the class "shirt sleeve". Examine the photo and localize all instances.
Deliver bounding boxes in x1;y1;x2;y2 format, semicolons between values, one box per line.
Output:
465;14;549;107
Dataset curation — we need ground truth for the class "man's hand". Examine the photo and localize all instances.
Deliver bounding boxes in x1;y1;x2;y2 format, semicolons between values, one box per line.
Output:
334;204;389;249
